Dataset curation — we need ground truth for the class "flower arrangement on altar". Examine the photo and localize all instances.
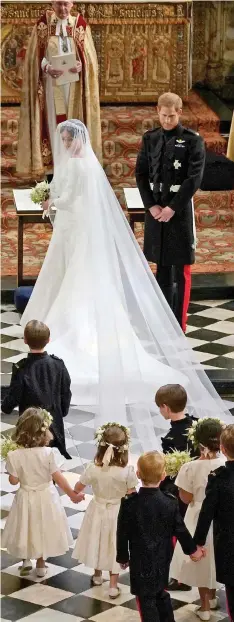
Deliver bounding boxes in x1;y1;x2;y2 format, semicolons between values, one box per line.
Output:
0;410;53;460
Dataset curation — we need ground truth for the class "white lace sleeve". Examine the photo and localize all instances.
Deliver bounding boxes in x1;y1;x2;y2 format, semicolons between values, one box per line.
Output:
49;177;59;201
50;160;84;212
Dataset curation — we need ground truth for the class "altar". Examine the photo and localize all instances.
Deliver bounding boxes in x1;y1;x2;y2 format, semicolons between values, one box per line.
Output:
1;0;192;103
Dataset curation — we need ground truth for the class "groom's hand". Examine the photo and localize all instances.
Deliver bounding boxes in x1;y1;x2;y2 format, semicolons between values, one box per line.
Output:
149;205;162;219
155;206;175;222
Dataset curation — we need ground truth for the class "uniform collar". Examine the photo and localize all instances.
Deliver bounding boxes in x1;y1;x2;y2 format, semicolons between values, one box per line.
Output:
28;352;48;358
162;123;183;137
139;487;160;495
171;414;190;427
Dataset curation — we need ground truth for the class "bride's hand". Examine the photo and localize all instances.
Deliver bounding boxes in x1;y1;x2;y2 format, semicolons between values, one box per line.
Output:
42;199;49;211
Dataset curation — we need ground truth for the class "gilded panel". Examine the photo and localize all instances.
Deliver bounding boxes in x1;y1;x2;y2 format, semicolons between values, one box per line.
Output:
1;1;191;103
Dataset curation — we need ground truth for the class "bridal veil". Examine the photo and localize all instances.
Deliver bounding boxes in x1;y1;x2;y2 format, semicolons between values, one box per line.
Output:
21;120;232;452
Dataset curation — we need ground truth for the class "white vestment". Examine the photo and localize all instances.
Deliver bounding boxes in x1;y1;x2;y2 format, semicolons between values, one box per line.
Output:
41;18;72;156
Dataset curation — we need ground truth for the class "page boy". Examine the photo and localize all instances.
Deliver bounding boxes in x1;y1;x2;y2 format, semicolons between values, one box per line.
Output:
117;451;204;622
156;383;199;590
2;320;71;459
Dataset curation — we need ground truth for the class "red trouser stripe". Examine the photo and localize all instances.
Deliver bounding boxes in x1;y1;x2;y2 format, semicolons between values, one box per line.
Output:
226;590;234;622
136;597;143;621
182;265;191;333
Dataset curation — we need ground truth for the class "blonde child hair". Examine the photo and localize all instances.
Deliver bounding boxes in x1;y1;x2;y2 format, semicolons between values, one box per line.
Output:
12;407;53;448
137;451;165;485
220;424;234;459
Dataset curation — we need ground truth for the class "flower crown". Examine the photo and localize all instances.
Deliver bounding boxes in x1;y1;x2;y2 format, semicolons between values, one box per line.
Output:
95;422;130;453
0;410;53;460
187;417;225;449
40;410;53;432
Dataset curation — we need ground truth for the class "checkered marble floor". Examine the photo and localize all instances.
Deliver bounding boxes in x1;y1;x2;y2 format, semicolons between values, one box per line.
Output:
1;404;233;622
1;301;234;387
1;301;234;621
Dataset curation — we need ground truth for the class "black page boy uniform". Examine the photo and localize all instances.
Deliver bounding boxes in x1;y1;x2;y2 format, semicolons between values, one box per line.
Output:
117;488;197;622
194;462;234;621
136;124;205;331
1;352;71;459
160;414;199;517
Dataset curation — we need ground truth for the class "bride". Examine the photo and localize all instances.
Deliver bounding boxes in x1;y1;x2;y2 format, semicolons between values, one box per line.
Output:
21;120;231;449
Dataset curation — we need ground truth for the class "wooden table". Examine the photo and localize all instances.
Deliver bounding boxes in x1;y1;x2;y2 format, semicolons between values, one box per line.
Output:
13;186;143;286
13;189;51;287
124;187;145;231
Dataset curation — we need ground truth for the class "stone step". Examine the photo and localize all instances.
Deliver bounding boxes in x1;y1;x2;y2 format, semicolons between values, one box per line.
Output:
101;91;220;136
1;91;221;141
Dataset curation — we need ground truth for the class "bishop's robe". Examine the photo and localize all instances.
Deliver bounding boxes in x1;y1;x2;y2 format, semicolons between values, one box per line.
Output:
16;10;102;177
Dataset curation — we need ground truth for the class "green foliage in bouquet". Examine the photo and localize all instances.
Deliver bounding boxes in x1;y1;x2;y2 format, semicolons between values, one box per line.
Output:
164;449;192;479
30;180;50;204
0;410;53;460
0;434;21;461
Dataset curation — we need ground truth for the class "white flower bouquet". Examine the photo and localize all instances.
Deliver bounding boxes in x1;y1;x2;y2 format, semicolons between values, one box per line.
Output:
0;434;21;461
30;180;50;205
164;449;192;479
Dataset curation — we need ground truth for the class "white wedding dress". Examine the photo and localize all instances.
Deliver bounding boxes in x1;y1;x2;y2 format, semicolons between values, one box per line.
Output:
21;121;232;450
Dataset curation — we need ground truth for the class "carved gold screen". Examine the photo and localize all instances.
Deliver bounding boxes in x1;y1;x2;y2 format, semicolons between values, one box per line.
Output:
1;2;192;103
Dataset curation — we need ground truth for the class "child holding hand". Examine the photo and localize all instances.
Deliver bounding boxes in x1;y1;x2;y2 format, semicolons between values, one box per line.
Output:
116;451;203;622
2;407;84;577
72;422;138;599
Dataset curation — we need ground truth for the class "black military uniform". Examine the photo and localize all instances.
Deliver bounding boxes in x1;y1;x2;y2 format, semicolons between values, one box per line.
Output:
1;352;71;459
135;123;205;331
194;462;234;620
161;413;198;456
117;488;197;622
161;414;199;516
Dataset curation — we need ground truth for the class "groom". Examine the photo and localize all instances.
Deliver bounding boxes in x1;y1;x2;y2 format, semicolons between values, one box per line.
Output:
136;92;205;332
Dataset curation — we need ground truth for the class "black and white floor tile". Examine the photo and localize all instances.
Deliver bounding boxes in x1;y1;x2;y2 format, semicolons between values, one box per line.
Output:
1;300;234;389
1;301;234;621
1;403;233;622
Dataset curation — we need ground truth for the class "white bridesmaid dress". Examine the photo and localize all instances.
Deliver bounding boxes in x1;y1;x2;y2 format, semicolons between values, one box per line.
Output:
170;457;225;588
2;447;73;560
72;462;138;573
